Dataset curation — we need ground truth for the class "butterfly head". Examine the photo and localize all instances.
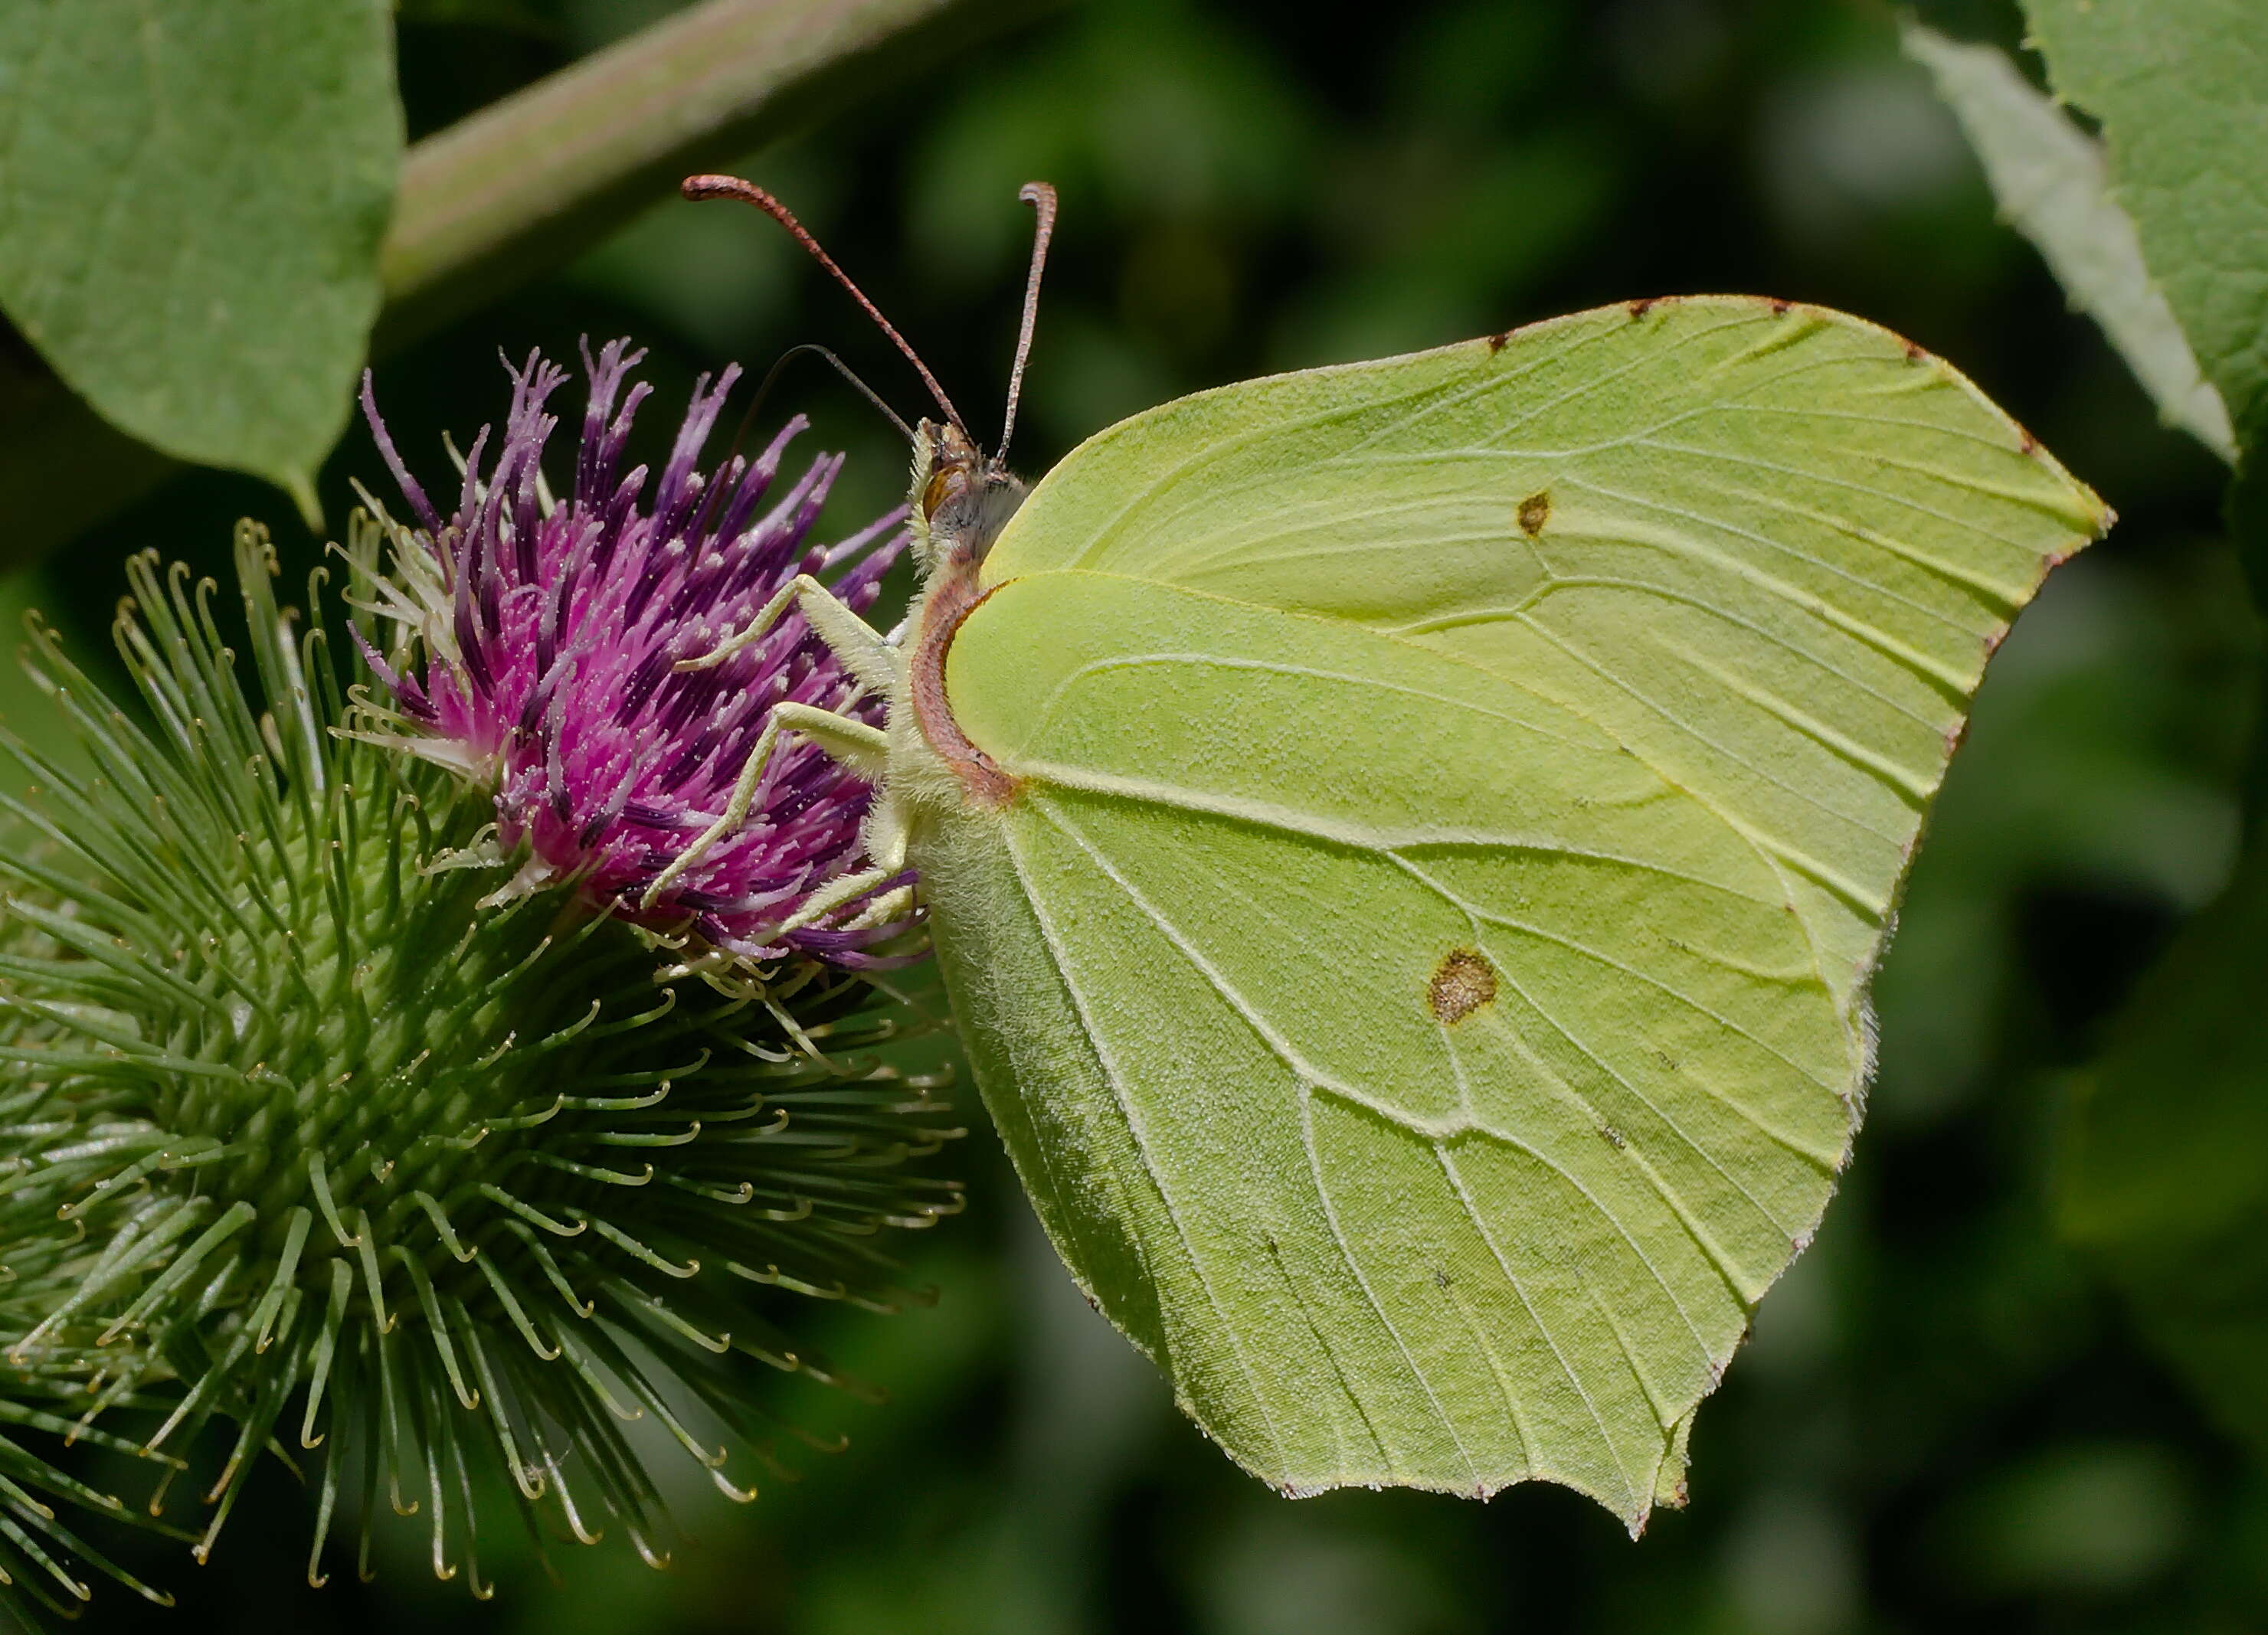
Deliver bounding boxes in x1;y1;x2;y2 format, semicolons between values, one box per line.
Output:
911;418;1028;577
682;174;1056;580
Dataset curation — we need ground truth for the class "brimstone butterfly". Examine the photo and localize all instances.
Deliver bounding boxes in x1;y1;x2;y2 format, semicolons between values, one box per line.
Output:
682;175;2108;1529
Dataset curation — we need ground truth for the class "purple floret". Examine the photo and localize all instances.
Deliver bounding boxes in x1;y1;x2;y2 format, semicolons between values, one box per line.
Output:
357;341;917;967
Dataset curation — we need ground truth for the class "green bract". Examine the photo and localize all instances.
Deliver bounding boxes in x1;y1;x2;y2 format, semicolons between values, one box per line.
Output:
0;527;959;1593
884;297;2106;1528
0;1113;178;1624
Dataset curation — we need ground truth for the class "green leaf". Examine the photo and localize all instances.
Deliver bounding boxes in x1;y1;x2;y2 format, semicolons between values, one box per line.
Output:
901;298;2106;1526
2060;836;2268;1463
2023;0;2268;452
0;0;401;519
1901;20;2235;463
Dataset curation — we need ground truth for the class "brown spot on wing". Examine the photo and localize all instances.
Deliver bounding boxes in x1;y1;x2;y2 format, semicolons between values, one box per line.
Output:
1517;490;1550;537
1428;949;1498;1024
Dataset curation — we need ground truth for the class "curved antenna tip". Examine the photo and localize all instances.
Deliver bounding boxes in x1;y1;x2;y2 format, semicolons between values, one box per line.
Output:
682;172;966;435
997;181;1059;466
682;174;756;203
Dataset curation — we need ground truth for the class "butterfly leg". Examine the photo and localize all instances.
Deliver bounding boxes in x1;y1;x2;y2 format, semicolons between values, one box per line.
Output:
676;574;903;694
772;796;912;936
667;578;917;939
641;701;888;909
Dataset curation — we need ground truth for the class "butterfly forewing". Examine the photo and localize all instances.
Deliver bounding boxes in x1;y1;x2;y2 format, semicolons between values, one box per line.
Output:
908;296;2107;1523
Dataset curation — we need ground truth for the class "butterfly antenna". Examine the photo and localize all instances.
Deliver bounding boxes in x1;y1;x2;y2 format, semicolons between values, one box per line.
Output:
714;341;915;493
682;173;967;437
996;181;1057;468
745;343;915;446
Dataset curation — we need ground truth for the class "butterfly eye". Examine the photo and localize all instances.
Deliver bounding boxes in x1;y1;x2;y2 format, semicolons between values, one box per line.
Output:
922;466;957;518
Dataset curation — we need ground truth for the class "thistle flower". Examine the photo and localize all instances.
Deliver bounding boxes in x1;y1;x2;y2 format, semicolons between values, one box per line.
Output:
355;341;916;968
0;525;960;1596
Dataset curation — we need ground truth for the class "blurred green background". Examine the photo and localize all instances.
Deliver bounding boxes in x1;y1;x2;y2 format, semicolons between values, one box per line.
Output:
6;0;2263;1629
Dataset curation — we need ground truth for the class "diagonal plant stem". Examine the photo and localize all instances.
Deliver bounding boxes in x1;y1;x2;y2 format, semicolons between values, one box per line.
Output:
0;0;1057;573
379;0;1058;347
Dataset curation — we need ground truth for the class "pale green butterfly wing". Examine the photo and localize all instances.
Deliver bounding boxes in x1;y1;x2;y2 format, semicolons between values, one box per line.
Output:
930;574;1849;1516
907;298;2106;1525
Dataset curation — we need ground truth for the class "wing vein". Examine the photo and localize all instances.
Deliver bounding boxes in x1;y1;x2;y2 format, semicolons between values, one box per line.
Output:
999;809;1307;1473
1037;793;1483;1482
1436;1143;1642;1509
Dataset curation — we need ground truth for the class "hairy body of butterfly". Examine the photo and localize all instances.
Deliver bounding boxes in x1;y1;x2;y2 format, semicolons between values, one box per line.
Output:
692;291;2108;1529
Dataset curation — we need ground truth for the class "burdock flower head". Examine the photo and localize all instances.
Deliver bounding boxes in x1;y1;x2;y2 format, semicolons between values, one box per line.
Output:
0;349;957;1608
355;340;915;968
